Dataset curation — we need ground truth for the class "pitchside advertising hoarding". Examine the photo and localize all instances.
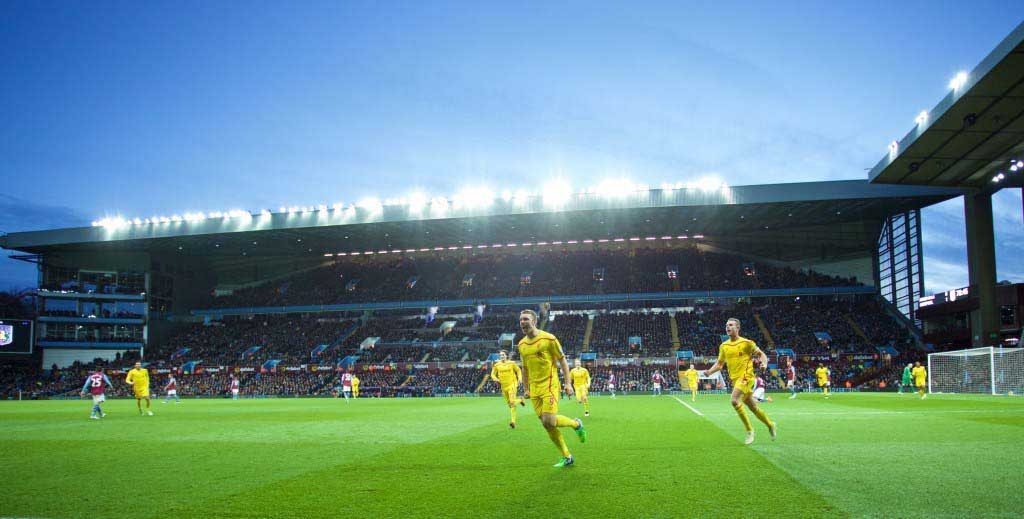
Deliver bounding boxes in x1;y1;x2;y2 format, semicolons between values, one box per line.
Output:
0;319;33;354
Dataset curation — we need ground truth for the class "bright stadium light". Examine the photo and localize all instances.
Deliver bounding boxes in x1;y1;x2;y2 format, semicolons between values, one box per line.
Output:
170;215;182;222
501;190;513;202
916;110;929;125
949;71;968;91
888;140;899;155
543;180;572;208
453;187;494;209
260;209;271;217
694;176;722;192
133;218;143;225
595;179;633;198
358;198;383;214
407;192;428;213
332;203;343;211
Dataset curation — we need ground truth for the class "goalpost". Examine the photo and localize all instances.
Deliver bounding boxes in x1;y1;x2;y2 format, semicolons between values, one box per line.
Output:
927;347;1024;395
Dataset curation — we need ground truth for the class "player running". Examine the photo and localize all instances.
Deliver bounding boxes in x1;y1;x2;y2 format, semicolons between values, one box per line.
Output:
900;363;913;394
340;370;354;402
912;361;928;399
752;376;774;403
607;372;617;399
782;360;798;399
80;369;113;419
702;318;776;445
815;364;831;398
230;374;240;400
518;309;587;468
125;361;154;416
651;371;665;396
490;349;526;428
351;374;360;398
163;374;180;404
683;363;699;402
570;359;591;417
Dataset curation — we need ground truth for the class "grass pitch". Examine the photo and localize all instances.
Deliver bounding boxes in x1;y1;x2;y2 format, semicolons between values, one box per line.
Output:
1;392;1021;518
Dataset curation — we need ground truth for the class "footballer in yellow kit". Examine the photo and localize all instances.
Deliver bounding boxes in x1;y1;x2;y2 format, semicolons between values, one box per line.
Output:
683;364;700;402
815;364;831;398
911;361;927;399
518;309;587;468
703;318;775;445
490;350;525;428
351;374;360;398
569;359;591;417
125;361;154;416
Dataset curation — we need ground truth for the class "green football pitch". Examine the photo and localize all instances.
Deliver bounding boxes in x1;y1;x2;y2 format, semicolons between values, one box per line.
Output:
1;393;1021;519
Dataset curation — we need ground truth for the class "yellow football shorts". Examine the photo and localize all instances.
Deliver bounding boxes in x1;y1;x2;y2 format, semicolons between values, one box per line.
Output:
531;391;559;417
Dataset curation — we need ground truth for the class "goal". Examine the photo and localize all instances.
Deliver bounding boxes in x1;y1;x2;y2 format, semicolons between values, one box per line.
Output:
927;347;1024;395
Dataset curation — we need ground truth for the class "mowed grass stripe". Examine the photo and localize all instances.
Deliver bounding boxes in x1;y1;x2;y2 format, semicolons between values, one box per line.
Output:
695;393;1024;519
0;399;499;519
183;396;836;519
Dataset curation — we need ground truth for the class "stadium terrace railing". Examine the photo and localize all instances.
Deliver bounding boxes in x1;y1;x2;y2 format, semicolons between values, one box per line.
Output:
191;286;876;317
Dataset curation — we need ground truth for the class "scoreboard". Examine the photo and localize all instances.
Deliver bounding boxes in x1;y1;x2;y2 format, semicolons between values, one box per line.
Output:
918;286;971;309
0;319;34;354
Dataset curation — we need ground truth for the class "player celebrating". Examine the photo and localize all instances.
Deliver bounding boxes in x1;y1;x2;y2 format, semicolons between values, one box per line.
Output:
782;358;798;401
752;375;774;403
683;363;699;402
518;309;587;468
490;349;525;428
340;370;354;402
900;363;913;394
702;318;776;445
80;369;113;419
351;373;360;398
607;371;617;399
229;374;240;400
125;361;154;416
912;361;928;399
163;374;180;404
651;371;665;396
570;359;591;417
815;363;831;398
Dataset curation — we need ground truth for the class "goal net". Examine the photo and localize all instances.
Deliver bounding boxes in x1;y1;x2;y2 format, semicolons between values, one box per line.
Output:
927;347;1024;395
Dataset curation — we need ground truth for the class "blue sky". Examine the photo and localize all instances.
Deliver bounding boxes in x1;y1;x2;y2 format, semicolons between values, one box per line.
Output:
1;1;1021;293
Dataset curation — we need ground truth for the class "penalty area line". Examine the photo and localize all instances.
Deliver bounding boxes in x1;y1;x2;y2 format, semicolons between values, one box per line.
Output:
672;396;705;417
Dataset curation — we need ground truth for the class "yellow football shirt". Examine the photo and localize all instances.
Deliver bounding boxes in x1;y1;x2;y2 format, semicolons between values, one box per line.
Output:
685;368;699;386
126;367;149;389
911;366;927;385
518;330;565;396
816;367;830;382
570;367;590;389
717;337;757;383
352;376;360;387
490;360;522;388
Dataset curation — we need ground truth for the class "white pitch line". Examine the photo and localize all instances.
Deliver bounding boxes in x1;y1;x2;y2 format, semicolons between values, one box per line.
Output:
672;396;705;417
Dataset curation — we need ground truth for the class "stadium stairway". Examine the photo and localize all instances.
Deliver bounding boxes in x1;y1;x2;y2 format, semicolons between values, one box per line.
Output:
669;313;681;352
877;297;924;345
474;373;490;393
399;375;414;388
844;314;871;343
582;317;594;350
753;313;776;348
420;352;431;362
331;322;361;349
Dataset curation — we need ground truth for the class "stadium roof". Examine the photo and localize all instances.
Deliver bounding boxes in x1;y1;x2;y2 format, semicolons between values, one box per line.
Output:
869;21;1024;189
1;180;961;265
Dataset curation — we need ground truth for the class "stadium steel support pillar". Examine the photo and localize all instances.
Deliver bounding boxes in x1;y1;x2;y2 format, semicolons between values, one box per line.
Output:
964;192;1000;347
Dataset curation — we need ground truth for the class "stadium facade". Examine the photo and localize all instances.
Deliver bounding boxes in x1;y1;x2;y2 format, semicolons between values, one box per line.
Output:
0;179;963;367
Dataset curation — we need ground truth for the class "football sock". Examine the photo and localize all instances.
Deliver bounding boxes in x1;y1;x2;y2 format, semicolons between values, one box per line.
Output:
733;402;753;431
556;415;578;428
546;428;570;457
752;406;773;428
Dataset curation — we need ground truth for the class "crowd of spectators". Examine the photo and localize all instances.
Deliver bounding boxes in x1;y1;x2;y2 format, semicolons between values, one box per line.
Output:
210;246;862;308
